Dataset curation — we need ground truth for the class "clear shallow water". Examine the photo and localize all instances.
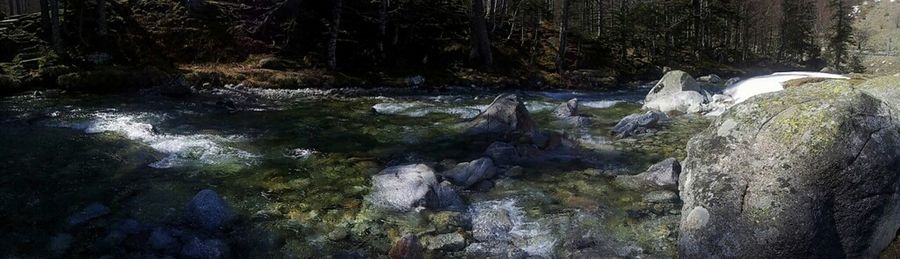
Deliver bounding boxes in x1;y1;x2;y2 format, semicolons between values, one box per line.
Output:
0;87;707;257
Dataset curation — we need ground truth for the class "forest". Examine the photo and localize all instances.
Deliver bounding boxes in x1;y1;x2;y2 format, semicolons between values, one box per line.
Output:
0;0;878;91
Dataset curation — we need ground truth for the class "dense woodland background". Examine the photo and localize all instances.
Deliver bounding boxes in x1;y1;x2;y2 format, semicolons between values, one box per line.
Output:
1;0;898;91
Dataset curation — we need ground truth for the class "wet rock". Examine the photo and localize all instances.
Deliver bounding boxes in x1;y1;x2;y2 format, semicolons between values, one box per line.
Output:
554;98;592;127
49;233;73;256
66;202;111;227
643;70;708;114
725;77;741;87
389;234;423;259
442;157;497;187
679;79;900;258
422;233;466;251
611;111;668;138
181;237;229;259
149;227;178;251
426;181;466;212
504;166;524;177
186;189;233;231
472;180;495;192
428;211;468;234
484;142;520;165
160;75;193;97
464;241;526;258
406;75;426;87
466;93;538;137
115;219;143;235
614;158;680;190
327;227;350;241
553;98;579;117
697;74;722;84
643;190;679;204
366;164;437;212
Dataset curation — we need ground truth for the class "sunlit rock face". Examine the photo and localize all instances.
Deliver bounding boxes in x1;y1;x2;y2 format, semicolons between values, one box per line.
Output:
679;78;900;258
643;70;708;114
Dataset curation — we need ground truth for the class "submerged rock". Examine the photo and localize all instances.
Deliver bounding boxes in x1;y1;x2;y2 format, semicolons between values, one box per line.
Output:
366;164;437;212
442;157;497;187
679;78;900;258
611;111;668;138
181;237;229;259
66;202;111;227
422;232;466;251
643;70;708;114
49;233;74;256
389;234;423;259
466;93;538;137
186;189;233;231
614;158;681;190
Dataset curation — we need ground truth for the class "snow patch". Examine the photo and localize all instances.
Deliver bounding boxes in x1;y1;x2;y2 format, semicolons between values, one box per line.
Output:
723;72;848;104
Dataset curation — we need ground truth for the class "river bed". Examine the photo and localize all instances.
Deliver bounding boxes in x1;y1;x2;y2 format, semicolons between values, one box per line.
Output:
0;86;709;258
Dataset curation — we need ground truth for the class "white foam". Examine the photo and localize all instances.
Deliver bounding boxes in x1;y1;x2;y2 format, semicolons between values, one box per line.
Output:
581;100;624;109
284;148;318;159
372;102;486;119
469;199;557;257
724;72;849;104
524;101;557;113
65;112;257;168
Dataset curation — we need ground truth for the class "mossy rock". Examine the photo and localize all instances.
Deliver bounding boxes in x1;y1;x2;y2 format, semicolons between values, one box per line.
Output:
680;78;900;258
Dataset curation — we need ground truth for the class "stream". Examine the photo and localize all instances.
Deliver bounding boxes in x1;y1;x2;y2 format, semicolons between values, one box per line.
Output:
0;86;710;257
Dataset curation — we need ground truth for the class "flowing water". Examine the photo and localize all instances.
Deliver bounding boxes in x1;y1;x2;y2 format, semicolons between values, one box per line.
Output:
0;86;709;258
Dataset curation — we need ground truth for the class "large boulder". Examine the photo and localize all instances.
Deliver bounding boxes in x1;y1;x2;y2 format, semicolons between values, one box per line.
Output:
611;111;668;138
442;157;497;187
366;164;437;212
614;158;681;190
643;70;708;114
679;78;900;258
187;189;234;231
467;94;538;137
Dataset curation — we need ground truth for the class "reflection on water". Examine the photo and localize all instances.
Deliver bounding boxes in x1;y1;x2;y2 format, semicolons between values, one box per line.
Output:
0;87;707;257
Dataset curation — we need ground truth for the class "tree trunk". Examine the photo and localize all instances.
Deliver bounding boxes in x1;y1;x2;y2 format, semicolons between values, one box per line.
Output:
378;0;388;54
48;0;62;54
40;0;50;33
327;0;342;70
470;0;493;70
556;0;571;74
692;0;701;57
96;0;107;36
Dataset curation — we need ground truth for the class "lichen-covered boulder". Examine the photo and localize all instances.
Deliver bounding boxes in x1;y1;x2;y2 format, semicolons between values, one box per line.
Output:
643;70;708;114
679;78;900;258
366;164;437;212
467;94;537;136
442;157;497;187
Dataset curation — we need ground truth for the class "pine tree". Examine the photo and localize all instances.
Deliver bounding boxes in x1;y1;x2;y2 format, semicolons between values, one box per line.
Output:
828;0;853;70
780;0;817;65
